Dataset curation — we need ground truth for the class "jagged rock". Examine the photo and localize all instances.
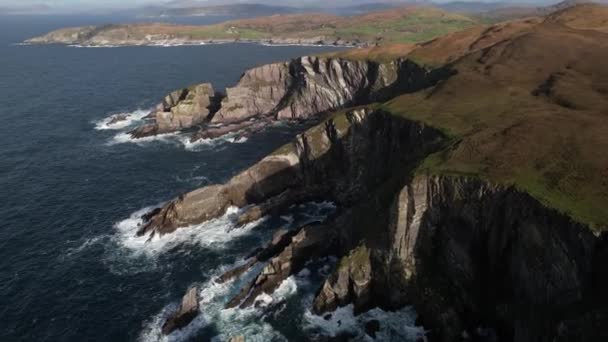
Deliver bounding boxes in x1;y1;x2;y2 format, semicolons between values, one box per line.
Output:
137;152;302;237
138;107;443;238
190;56;446;142
162;286;200;335
226;223;335;309
217;228;297;284
313;245;373;315
130;123;158;138
107;114;128;125
130;83;219;138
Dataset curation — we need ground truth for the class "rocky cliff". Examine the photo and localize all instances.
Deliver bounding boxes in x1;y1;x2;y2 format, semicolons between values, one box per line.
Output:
130;83;220;138
130;55;448;141
137;106;607;341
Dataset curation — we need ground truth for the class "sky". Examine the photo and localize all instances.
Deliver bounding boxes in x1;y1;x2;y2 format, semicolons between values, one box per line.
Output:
0;0;563;14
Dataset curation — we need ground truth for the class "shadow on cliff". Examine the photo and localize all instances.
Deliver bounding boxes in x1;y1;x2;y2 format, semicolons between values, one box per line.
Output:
397;179;608;342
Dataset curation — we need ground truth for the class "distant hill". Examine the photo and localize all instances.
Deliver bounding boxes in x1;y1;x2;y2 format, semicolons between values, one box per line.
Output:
26;5;478;46
139;3;302;18
472;0;603;22
138;2;429;18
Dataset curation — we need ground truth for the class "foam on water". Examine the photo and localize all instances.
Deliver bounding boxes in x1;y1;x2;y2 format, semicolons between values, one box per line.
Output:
94;109;150;130
304;305;426;341
108;131;182;146
113;206;267;258
138;261;287;342
179;133;248;152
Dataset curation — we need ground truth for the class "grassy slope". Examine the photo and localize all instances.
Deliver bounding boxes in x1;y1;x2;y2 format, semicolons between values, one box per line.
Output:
33;6;479;44
376;5;608;230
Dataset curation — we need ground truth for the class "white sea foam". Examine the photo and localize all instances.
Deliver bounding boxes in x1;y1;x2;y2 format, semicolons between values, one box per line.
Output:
180;133;248;151
64;235;106;257
138;261;286;342
94;109;150;130
113;206;267;258
304;304;426;341
108;131;181;146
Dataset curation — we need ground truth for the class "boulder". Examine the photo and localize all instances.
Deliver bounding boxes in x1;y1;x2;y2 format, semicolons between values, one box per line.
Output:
161;286;200;335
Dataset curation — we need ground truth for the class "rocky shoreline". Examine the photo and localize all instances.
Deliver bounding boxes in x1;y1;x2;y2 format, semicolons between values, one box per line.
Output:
144;107;608;341
103;5;608;340
126;56;450;143
24;36;368;48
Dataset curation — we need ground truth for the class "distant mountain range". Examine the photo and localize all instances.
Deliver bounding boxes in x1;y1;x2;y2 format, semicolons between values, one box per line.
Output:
138;2;424;18
137;1;606;19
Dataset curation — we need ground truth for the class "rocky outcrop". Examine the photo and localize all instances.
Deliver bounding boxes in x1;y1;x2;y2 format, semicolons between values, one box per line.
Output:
312;245;373;315
137;103;607;341
225;223;336;309
311;174;608;342
191;56;447;141
128;55;448;139
162;286;200;335
130;84;220;138
137;107;444;237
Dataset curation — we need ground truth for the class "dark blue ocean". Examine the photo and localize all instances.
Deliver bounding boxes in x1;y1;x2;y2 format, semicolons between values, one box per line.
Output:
0;15;422;342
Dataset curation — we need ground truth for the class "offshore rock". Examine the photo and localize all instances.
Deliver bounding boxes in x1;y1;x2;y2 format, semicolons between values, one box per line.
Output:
162;286;200;335
130;83;219;138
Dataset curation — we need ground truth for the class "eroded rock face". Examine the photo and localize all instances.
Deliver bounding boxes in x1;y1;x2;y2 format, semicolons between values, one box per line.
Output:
130;83;219;138
312;245;373;315
226;223;336;309
190;56;447;142
162;286;200;335
137;105;607;341
312;174;607;342
137;153;301;237
137;108;443;238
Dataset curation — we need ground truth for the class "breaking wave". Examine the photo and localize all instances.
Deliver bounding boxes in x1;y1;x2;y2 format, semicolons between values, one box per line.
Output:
113;206;267;258
94;109;151;130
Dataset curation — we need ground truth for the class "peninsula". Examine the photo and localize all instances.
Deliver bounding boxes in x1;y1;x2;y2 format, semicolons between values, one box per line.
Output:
25;6;477;47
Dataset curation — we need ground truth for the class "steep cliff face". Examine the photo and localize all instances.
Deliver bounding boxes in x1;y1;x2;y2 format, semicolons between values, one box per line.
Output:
210;56;444;125
130;83;220;138
129;55;447;141
315;174;607;341
137;107;444;237
137;105;607;341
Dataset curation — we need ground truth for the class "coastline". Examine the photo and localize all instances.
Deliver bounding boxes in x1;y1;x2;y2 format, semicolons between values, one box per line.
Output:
21;38;367;49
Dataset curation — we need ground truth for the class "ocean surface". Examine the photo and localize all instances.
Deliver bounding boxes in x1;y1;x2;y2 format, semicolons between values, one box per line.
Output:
0;15;423;342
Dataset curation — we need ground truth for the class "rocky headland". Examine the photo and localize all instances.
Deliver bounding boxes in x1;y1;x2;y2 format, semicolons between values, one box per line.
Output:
128;55;450;141
134;4;608;341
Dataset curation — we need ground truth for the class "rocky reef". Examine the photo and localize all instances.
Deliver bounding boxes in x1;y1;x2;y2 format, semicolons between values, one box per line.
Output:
138;105;608;341
129;56;449;141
